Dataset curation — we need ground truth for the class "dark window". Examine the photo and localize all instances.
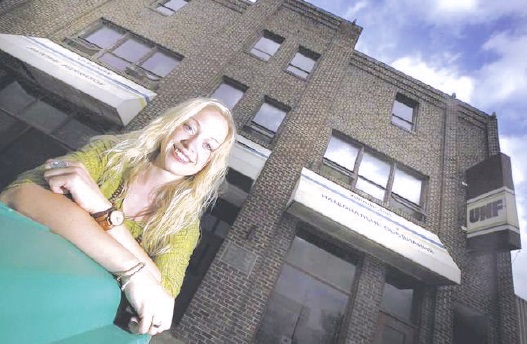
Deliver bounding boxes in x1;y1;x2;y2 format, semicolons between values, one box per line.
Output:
226;168;253;193
250;31;284;61
381;275;415;322
155;0;188;15
323;132;426;221
373;271;420;344
286;47;320;79
391;94;418;131
255;231;357;343
250;99;288;137
210;78;247;110
453;304;488;344
66;21;181;85
0;79;109;188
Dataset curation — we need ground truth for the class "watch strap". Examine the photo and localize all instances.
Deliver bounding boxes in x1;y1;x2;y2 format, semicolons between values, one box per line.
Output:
91;206;116;231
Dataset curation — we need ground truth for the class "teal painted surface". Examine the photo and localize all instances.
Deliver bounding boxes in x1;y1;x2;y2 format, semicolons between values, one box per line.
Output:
0;203;150;344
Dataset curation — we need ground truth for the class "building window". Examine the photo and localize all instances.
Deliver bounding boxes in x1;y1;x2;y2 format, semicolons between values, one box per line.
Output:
453;304;488;344
65;21;181;85
250;31;284;61
374;272;420;344
391;93;418;131
210;78;247;110
286;46;320;79
323;133;426;221
0;78;109;188
154;0;188;15
255;230;358;344
249;99;288;138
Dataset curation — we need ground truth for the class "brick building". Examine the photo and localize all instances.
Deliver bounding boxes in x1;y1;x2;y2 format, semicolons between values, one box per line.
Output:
0;0;522;343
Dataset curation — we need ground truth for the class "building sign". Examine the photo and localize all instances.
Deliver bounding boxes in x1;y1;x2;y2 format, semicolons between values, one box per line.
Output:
228;135;270;181
0;34;156;126
287;168;461;285
466;153;521;250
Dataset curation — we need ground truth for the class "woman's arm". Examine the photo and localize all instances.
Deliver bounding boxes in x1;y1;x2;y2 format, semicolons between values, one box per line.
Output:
0;185;171;334
108;226;162;283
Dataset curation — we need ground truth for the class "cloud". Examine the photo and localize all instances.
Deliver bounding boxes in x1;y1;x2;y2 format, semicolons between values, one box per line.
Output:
501;135;527;299
343;1;367;20
391;56;475;103
472;29;527;109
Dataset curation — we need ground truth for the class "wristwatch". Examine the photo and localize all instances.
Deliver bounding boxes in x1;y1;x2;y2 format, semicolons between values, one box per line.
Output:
90;206;125;231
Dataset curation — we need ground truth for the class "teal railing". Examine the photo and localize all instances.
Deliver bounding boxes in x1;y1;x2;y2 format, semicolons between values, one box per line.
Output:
0;203;150;344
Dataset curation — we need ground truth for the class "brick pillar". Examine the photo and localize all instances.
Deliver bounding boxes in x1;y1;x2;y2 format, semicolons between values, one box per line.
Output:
431;95;460;343
496;251;520;344
344;256;385;344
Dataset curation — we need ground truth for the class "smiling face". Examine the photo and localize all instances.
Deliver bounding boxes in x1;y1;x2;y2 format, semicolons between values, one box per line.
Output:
155;106;229;182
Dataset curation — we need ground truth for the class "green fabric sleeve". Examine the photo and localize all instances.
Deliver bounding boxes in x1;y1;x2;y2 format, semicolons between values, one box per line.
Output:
155;221;201;298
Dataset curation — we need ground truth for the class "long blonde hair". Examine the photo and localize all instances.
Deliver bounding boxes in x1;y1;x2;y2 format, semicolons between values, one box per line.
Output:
100;98;236;257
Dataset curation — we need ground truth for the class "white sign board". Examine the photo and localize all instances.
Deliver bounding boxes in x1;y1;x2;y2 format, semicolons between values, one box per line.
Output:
0;34;156;125
228;135;270;181
466;187;520;238
287;168;461;284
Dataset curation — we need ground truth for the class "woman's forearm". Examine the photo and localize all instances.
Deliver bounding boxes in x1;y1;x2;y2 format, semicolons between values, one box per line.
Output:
108;227;162;283
1;185;141;274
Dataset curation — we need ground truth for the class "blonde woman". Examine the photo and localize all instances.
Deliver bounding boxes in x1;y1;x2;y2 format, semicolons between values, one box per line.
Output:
0;98;236;335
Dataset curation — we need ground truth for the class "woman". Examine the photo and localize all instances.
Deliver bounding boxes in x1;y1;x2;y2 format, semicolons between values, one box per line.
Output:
0;98;236;335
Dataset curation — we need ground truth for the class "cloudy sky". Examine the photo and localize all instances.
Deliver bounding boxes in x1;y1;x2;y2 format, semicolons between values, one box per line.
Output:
305;0;527;299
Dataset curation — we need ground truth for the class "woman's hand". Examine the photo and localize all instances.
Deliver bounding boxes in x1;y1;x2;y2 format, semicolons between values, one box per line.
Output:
43;160;112;214
123;269;174;335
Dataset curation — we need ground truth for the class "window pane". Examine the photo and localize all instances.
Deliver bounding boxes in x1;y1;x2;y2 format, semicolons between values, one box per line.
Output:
84;25;124;49
286;237;356;291
256;264;348;344
0;82;35;114
163;0;187;11
155;6;174;15
0;111;27;151
18;100;68;134
251;37;280;60
252;102;286;133
356;177;386;200
391;115;413;131
286;65;309;79
324;136;359;172
392;168;422;204
392;100;414;122
141;51;179;77
381;326;406;344
358;152;390;188
381;281;414;322
211;83;244;110
99;53;130;71
53;119;100;149
112;38;151;63
290;52;316;73
0;128;67;189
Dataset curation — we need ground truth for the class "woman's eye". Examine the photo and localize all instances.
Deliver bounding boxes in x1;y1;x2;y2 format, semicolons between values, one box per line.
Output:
204;143;213;151
184;123;195;134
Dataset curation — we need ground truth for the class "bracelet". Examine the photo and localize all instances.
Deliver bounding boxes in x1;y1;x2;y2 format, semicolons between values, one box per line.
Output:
114;262;145;282
114;262;146;291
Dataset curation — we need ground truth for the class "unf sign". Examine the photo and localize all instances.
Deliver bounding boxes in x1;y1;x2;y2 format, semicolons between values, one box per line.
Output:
466;153;520;251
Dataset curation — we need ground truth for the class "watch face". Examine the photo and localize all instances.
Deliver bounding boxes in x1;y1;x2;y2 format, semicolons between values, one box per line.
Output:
109;210;125;226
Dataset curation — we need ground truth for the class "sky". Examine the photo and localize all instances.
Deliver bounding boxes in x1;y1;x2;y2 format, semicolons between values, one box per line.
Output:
305;0;527;300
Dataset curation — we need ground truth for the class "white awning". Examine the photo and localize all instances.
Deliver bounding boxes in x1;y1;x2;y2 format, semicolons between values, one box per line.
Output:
0;34;156;126
287;168;461;285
